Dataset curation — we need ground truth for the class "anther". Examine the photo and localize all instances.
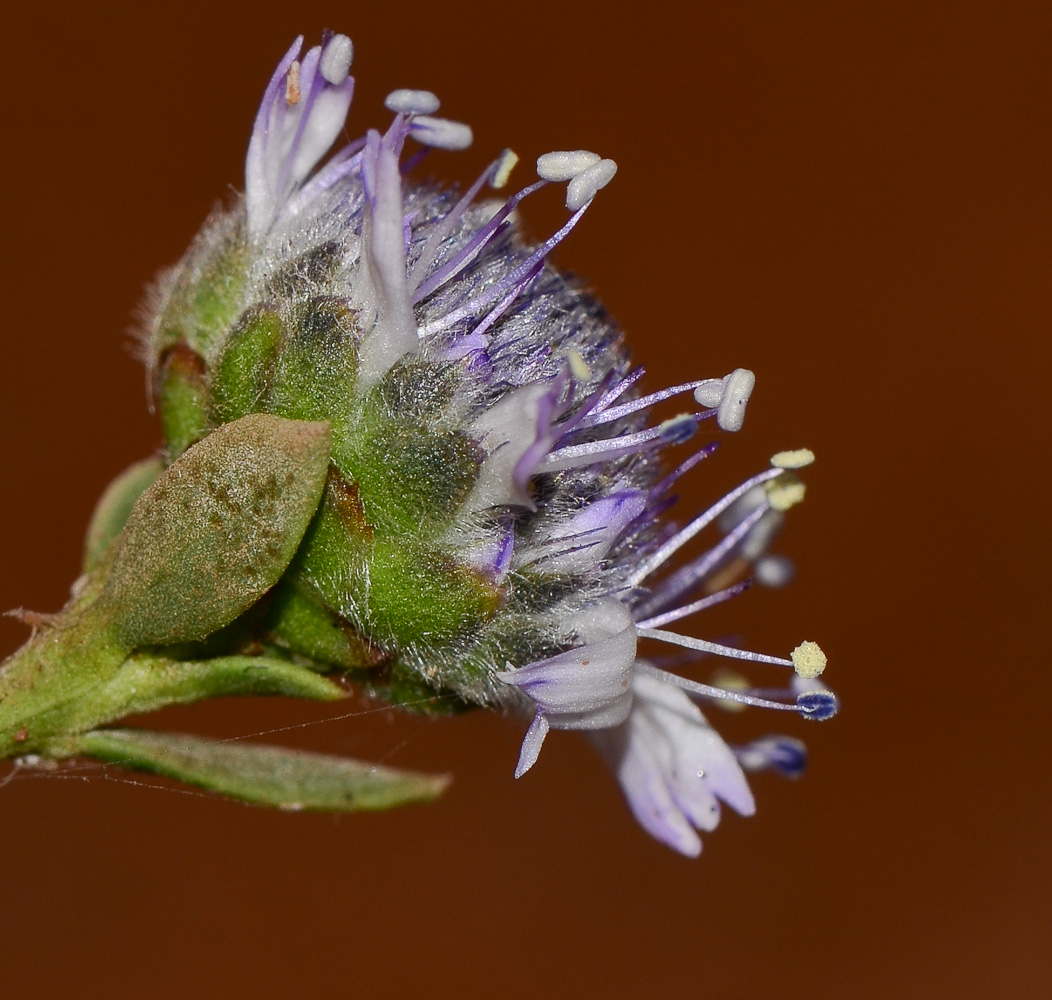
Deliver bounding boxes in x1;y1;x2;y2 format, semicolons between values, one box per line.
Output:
567;349;591;381
736;737;808;777
797;689;838;720
385;88;440;115
790;640;826;679
491;149;519;189
537;150;601;181
566;158;618;210
765;474;806;512
410;116;473;150
693;368;756;431
754;554;794;587
658;413;699;444
285;61;302;105
320;34;354;84
771;448;815;469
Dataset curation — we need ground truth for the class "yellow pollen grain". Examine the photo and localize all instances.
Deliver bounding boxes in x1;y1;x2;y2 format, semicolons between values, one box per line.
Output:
791;641;827;679
770;448;815;469
765;476;806;511
568;349;591;381
492;149;519;189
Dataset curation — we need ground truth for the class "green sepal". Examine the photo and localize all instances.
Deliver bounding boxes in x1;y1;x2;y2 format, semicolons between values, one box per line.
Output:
267;297;360;439
152;209;247;361
362;537;501;645
264;582;384;671
102;413;332;648
74;728;451;811
83;456;165;573
158;342;212;458
212;306;283;423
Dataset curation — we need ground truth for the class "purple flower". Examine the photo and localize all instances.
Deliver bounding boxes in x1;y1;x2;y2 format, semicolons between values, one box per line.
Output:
143;30;838;856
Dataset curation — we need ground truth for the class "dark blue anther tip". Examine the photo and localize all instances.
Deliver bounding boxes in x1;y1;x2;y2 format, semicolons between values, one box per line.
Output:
797;689;838;721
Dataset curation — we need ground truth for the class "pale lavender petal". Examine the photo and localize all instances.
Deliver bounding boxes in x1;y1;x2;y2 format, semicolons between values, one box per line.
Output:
593;722;703;857
499;599;636;729
355;129;418;383
470;379;565;510
245;35;355;239
530;491;648;574
514;713;551;778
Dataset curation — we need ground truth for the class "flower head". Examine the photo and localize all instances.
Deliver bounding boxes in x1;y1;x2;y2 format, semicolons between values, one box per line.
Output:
139;31;838;855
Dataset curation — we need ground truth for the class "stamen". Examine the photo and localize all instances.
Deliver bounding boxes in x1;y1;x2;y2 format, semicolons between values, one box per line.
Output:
637;627;798;669
412;180;546;303
538;414;697;473
637;664;798;713
651;442;720;497
566;158;617;210
577;380;710;428
634;503;766;616
419;200;590;337
591;368;645;412
410;116;473;150
627;467;783;586
385;88;440;115
408;154;510;289
319;34;353;85
634;579;752;630
467;260;544;341
637;664;838;720
536;150;601;181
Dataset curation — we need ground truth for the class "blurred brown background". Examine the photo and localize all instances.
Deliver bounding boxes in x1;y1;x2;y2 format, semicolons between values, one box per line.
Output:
1;1;1049;997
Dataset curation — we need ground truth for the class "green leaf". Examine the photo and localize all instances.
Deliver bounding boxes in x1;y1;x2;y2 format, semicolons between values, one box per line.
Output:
83;456;165;573
76;728;450;811
103;413;332;647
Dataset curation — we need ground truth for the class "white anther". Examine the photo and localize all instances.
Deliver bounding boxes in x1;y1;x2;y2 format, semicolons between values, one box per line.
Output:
765;476;806;512
771;448;815;469
692;379;724;408
566;158;618;210
536;150;601;182
385;88;440;115
491;149;519;189
411;116;473;150
790;641;827;679
693;368;756;431
320;34;354;84
717;368;755;431
755;554;794;587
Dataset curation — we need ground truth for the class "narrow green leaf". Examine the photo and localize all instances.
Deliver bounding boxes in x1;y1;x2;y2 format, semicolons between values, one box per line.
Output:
83;456;165;573
103;413;332;647
76;728;451;811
